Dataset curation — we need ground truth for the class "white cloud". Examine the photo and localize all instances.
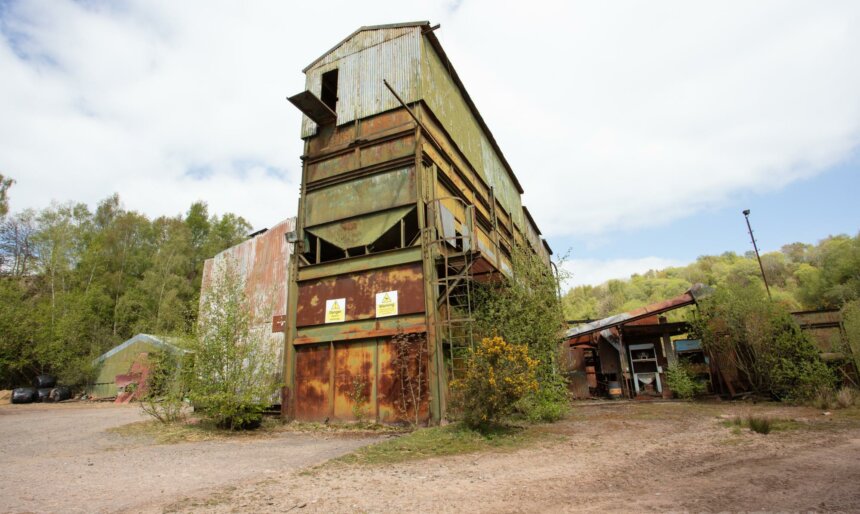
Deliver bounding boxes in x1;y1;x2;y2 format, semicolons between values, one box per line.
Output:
1;1;859;235
562;257;684;287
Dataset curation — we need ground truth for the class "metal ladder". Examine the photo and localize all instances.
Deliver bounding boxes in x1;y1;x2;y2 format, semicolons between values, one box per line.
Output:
428;198;477;380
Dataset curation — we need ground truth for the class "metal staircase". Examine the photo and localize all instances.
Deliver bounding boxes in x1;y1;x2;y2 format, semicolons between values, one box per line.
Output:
428;198;477;380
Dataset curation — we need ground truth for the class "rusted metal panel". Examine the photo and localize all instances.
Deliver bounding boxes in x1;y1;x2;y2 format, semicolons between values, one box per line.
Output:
294;315;426;345
296;262;425;327
307;134;415;184
304;166;416;227
294;343;332;420
333;339;375;421
564;285;710;342
301;26;422;138
202;218;295;323
297;246;422;282
377;334;430;423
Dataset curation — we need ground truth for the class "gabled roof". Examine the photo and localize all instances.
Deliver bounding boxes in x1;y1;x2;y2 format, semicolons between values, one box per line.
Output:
94;334;190;364
301;21;526;196
303;21;430;73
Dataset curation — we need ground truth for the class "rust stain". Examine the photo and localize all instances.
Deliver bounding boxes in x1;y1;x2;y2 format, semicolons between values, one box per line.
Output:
296;262;425;327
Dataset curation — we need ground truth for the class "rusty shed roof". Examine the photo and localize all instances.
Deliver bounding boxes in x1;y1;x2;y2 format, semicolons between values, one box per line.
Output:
564;284;712;341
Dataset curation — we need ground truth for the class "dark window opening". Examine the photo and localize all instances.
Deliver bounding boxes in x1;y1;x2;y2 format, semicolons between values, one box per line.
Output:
320;69;338;113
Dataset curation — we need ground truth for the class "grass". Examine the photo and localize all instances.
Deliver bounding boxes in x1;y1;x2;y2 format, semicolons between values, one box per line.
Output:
720;415;802;434
107;416;290;444
109;415;413;444
330;422;556;467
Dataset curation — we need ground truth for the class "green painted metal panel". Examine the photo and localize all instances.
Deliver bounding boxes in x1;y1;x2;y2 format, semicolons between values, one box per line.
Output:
294;314;426;344
297;246;422;281
88;335;188;398
304;166;417;227
306;206;414;250
419;39;524;229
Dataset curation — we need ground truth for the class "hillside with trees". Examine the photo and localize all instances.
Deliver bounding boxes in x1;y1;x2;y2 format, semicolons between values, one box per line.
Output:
563;232;860;321
0;176;251;388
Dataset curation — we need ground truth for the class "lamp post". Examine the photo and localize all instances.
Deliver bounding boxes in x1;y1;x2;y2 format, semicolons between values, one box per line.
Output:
742;209;772;301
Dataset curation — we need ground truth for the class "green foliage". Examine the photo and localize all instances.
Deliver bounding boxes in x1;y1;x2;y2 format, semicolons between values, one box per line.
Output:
334;423;547;466
451;336;539;429
666;362;706;399
189;258;280;430
747;416;772;434
690;281;836;401
472;242;569;421
842;300;860;378
0;174;13;218
349;375;369;422
563;233;860;320
140;349;187;424
0;193;249;389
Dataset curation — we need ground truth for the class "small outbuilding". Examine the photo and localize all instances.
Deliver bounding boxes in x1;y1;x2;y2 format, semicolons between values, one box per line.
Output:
88;334;189;399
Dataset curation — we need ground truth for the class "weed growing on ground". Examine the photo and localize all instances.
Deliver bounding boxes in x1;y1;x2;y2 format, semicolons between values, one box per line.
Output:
747;416;771;434
720;415;800;435
332;422;554;466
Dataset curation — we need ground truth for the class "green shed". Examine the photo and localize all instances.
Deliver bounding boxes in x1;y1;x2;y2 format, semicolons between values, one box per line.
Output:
88;334;189;398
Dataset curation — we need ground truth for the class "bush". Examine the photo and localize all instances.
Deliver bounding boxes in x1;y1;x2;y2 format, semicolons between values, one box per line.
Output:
472;243;570;422
691;282;836;401
836;387;858;408
666;362;706;399
451;337;538;429
515;387;569;423
140;349;187;424
190;258;281;430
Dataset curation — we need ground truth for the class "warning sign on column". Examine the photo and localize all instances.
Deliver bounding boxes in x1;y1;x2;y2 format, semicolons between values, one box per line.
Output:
375;291;398;318
325;298;346;323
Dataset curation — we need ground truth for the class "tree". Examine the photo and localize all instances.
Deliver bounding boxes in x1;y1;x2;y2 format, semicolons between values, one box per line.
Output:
0;174;13;218
190;258;280;429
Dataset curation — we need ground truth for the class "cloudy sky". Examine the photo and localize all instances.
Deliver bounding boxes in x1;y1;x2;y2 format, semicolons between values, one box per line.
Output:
2;0;859;286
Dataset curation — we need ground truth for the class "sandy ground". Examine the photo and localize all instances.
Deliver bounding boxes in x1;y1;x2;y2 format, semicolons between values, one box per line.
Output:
2;401;859;513
0;402;378;514
159;401;860;514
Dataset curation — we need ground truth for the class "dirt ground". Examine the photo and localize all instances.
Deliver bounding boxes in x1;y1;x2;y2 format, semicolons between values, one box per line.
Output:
2;401;859;513
0;403;378;514
158;401;860;514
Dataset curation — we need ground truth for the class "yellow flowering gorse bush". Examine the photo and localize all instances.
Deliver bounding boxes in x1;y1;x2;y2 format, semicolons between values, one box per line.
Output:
451;336;538;428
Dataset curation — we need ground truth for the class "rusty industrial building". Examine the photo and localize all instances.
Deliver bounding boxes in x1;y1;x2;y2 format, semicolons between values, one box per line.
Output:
201;218;296;384
282;22;552;424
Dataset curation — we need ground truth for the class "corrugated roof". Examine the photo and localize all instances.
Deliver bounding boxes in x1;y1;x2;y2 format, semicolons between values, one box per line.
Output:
564;284;712;341
303;21;430;72
94;334;190;364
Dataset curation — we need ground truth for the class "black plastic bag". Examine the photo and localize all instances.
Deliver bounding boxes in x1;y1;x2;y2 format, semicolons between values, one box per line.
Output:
11;387;37;404
49;386;72;402
36;388;52;402
33;374;57;388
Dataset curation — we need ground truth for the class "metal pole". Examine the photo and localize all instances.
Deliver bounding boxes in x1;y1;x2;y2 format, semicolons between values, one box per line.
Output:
742;209;772;300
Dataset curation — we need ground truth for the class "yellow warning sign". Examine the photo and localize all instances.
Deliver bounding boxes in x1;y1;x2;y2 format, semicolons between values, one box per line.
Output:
325;298;346;323
376;291;398;318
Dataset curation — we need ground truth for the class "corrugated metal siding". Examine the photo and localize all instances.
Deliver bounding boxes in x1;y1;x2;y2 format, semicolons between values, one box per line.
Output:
201;218;295;382
301;27;421;138
420;38;524;229
202;218;295;321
